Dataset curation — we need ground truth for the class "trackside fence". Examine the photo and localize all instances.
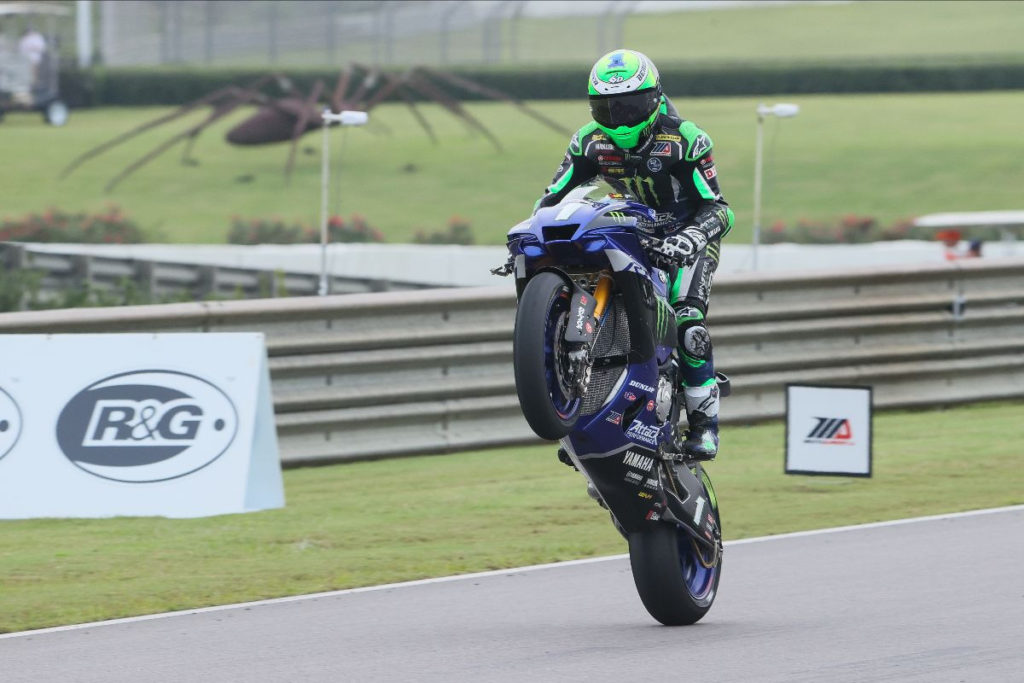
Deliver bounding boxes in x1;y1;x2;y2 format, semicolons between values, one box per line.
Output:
0;243;431;306
1;258;1022;465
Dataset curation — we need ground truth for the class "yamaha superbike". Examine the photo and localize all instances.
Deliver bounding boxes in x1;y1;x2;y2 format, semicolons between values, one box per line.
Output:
495;188;726;625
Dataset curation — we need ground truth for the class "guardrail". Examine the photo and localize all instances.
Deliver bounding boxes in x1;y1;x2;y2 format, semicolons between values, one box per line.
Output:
1;258;1022;465
0;243;434;306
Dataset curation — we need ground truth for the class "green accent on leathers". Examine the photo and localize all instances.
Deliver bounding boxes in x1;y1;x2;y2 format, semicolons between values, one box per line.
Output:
679;120;713;161
693;168;717;200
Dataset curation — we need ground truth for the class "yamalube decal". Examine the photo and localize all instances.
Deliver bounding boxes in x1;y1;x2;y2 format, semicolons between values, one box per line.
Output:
56;370;238;482
0;386;23;462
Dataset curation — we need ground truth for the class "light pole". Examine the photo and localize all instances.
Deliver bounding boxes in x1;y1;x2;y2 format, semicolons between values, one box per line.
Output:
752;102;799;270
319;109;369;296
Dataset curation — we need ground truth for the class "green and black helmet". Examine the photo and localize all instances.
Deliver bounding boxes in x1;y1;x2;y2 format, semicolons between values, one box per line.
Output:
588;49;662;149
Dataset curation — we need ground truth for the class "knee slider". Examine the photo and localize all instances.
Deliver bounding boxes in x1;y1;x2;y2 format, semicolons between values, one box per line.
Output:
682;324;712;361
675;305;712;361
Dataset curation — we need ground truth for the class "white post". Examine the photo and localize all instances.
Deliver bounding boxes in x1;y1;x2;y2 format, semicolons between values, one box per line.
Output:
319;110;331;296
76;0;93;68
751;103;799;272
318;110;369;296
752;108;765;271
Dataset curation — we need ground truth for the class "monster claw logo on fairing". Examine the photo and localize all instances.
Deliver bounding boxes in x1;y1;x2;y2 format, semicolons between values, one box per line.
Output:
0;386;23;462
56;370;238;483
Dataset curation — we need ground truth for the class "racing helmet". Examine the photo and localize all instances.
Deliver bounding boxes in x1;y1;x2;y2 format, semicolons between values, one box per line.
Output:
588;50;662;149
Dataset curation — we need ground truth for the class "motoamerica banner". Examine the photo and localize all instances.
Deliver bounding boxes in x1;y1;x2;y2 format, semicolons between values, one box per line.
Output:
0;334;284;518
785;384;873;477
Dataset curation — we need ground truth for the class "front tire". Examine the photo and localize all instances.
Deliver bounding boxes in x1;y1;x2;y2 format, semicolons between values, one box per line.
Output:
513;271;581;440
628;483;722;625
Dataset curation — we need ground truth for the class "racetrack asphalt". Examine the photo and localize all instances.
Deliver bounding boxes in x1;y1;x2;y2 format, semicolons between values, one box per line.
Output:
2;506;1022;682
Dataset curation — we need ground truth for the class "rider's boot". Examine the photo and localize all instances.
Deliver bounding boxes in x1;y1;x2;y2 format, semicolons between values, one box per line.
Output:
680;381;720;460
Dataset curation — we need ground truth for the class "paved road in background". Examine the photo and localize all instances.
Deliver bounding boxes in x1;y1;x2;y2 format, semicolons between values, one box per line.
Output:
3;507;1022;682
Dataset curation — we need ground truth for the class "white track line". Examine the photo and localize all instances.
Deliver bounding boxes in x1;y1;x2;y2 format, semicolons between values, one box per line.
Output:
2;503;1022;640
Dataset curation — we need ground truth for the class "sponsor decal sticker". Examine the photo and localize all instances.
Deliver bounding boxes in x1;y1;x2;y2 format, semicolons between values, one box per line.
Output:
638;491;653;500
804;417;855;445
628;379;656;394
605;410;623;425
0;386;23;462
597;154;623;163
593;143;615;151
646;400;655;412
646;157;662;173
623;449;655;471
690;134;711;159
624;471;643;485
624;391;638;402
704;166;717;180
645;510;661;521
650;142;672;156
56;370;239;483
625;420;660;446
605;167;626;175
655;134;681;142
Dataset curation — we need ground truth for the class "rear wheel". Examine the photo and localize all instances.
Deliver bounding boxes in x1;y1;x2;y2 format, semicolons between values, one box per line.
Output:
628;477;722;625
513;271;582;440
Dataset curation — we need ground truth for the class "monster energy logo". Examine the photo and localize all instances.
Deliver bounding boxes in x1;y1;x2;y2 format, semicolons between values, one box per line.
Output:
622;176;657;205
655;299;673;338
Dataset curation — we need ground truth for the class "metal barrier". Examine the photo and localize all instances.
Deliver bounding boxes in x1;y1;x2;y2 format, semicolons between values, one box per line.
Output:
1;258;1022;465
0;243;432;307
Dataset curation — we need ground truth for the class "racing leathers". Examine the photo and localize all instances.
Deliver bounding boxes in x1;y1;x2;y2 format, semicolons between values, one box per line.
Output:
534;101;734;459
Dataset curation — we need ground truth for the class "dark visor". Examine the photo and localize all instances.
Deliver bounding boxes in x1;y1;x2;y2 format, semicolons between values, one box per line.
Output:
589;89;660;129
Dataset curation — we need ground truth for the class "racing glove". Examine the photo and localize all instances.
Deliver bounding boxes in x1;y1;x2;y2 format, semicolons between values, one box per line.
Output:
649;227;708;267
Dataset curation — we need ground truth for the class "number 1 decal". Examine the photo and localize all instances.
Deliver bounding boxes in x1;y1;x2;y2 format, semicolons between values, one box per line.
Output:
693;495;706;525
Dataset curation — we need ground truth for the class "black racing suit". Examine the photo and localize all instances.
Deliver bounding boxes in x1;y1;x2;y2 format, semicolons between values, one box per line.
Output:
534;101;734;416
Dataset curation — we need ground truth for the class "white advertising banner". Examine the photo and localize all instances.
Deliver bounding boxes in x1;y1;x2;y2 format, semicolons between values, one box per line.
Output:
0;334;284;518
785;384;873;477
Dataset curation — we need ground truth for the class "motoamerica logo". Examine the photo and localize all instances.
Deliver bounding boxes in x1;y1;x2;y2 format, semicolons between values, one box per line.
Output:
56;370;238;483
805;417;854;446
0;386;23;462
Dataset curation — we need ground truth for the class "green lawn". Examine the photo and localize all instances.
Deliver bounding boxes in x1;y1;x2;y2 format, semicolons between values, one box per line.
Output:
1;400;1021;633
2;90;1022;244
134;2;1024;69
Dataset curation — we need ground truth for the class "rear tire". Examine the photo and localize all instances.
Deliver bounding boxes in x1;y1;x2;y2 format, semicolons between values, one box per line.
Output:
628;482;722;625
513;271;581;440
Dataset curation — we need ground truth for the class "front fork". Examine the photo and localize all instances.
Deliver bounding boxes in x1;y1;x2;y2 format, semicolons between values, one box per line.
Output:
565;271;614;394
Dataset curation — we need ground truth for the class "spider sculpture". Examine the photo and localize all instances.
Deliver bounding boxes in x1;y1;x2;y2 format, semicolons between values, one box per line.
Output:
62;64;570;191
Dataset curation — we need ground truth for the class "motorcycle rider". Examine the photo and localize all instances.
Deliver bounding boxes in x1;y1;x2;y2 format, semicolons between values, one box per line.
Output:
534;49;734;460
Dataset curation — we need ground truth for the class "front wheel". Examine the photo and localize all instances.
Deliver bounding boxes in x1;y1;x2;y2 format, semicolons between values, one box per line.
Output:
628;479;722;625
513;271;582;440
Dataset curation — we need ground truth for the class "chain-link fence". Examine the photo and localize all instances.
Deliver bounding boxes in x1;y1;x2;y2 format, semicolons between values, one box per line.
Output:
97;0;711;68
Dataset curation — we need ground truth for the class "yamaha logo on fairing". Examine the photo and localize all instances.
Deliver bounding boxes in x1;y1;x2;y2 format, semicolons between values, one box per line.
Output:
623;449;654;472
0;386;23;462
56;370;238;483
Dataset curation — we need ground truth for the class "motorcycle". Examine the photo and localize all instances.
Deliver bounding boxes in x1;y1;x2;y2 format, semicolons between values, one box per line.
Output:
494;186;727;625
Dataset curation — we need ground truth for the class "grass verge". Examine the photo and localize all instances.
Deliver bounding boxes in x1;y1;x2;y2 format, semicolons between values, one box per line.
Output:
1;399;1021;633
2;90;1022;245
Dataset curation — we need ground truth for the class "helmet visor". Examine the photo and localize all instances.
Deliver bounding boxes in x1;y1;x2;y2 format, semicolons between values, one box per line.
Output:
589;89;660;129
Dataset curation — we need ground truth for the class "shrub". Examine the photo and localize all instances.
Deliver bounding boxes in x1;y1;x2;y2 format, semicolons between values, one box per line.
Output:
413;216;475;245
227;214;385;244
761;215;994;244
60;57;1024;108
0;206;144;243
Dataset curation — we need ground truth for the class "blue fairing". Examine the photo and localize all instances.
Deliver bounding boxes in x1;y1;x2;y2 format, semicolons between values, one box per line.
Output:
508;197;675;461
